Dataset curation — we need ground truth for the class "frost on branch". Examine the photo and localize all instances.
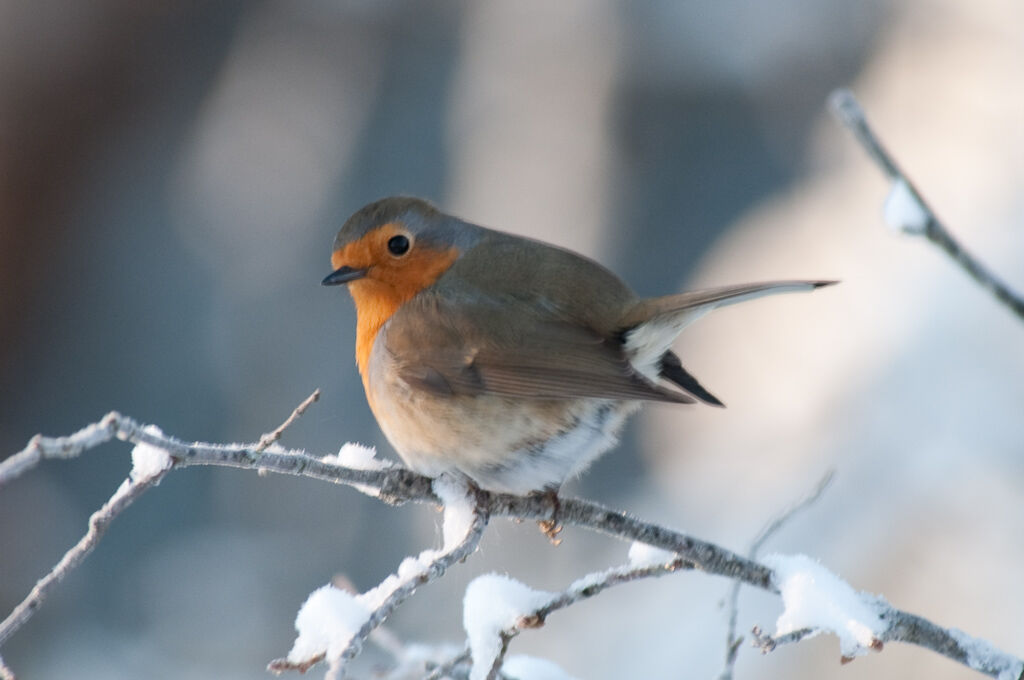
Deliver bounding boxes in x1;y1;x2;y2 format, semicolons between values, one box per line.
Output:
763;553;884;659
948;628;1024;680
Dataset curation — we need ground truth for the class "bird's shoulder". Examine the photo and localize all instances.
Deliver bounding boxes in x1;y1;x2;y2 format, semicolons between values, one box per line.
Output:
436;230;637;331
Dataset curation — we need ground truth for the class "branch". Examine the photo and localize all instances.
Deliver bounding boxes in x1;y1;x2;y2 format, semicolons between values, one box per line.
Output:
255;388;321;453
468;548;690;679
269;477;489;678
3;415;1022;679
0;430;173;648
751;625;817;653
0;413;121;488
720;470;835;680
829;89;1024;322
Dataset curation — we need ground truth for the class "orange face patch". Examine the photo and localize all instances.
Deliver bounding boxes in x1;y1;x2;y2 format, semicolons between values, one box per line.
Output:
331;222;458;378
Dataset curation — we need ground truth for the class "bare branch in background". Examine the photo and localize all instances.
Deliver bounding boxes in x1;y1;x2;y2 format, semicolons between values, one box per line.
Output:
481;553;689;678
2;414;1021;679
829;89;1024;322
719;470;835;680
0;654;14;680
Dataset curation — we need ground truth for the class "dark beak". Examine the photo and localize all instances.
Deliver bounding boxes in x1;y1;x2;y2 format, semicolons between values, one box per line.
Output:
321;266;368;286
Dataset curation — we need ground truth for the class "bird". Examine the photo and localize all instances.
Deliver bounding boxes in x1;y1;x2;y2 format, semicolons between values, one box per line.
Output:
323;196;833;497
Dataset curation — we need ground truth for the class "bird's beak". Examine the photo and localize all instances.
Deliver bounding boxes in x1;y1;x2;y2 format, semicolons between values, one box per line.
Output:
321;266;368;286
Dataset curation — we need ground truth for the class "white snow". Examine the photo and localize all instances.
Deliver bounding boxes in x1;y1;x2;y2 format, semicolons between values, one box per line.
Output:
948;628;1024;680
286;478;480;669
432;475;477;551
323;442;390;470
627;541;678;568
883;178;929;234
567;567;612;594
287;585;371;663
463;574;553;680
129;426;173;482
763;553;884;658
504;655;580;680
386;643;464;679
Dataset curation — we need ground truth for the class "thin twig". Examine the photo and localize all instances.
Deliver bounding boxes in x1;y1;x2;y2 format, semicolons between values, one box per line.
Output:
425;649;471;680
334;506;488;674
720;471;836;679
751;625;817;653
484;556;689;677
0;413;120;488
748;471;835;557
255;389;321;453
0;465;172;648
829;89;1024;322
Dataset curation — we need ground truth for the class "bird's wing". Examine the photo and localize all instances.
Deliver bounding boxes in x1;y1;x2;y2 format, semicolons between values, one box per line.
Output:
382;295;694;403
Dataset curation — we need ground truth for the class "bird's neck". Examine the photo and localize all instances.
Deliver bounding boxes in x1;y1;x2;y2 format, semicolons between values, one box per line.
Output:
345;246;459;381
349;282;405;380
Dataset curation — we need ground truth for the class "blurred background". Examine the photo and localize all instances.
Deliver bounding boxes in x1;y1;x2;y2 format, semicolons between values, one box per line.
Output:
2;0;1023;678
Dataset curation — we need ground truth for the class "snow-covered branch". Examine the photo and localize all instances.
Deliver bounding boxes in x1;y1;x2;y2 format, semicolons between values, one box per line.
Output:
269;476;488;679
461;544;687;680
829;89;1024;322
2;412;1021;679
720;470;835;680
0;426;172;649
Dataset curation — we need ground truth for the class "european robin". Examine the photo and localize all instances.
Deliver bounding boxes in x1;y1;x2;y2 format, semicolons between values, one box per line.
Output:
323;197;833;496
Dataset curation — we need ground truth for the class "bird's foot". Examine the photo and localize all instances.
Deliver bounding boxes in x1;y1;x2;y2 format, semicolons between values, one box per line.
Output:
534;488;563;545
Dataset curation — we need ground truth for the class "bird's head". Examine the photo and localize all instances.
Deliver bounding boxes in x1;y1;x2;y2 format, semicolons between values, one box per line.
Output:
323;196;476;304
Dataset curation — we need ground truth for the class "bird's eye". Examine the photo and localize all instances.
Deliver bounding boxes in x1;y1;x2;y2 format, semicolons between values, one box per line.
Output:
387;234;411;256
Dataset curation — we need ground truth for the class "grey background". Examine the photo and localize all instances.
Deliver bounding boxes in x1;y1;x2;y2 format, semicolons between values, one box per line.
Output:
2;1;1022;678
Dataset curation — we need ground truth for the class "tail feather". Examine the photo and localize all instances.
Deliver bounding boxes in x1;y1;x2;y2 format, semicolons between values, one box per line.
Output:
621;279;835;383
660;351;724;407
621;280;837;329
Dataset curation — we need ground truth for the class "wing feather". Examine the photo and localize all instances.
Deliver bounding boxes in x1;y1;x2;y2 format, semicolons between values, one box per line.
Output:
383;296;693;403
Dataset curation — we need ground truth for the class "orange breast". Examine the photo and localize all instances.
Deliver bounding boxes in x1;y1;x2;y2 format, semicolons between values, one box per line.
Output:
331;225;458;381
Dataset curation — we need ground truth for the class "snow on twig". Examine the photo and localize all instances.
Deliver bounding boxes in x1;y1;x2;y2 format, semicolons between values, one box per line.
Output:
829;89;1024;322
464;549;688;679
719;470;835;680
270;476;488;678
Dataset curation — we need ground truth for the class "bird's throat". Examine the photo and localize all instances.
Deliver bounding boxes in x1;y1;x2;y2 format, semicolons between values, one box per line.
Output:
350;281;404;382
346;246;458;381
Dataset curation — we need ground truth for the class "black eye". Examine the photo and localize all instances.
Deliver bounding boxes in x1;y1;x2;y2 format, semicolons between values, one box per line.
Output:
387;234;410;256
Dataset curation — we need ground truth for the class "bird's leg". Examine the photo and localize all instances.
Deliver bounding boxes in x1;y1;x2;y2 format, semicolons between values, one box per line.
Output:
534;487;563;545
